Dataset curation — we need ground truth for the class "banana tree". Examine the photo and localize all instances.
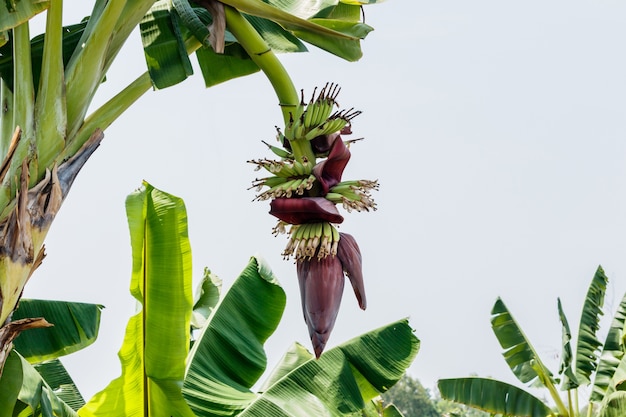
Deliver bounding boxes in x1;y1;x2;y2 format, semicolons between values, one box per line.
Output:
1;181;418;416
0;0;383;374
438;266;626;417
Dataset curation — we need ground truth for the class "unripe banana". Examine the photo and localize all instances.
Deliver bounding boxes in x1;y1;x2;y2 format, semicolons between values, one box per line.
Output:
276;162;298;177
263;176;289;188
303;105;314;129
322;221;332;240
324;192;344;204
309;100;323;128
263;140;292;159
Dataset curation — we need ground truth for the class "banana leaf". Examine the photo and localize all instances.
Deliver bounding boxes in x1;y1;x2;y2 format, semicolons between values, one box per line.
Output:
438;377;553;417
140;0;194;89
143;0;374;90
258;342;409;417
79;182;195;417
191;268;222;330
568;265;608;388
257;342;312;392
591;290;626;401
600;392;626;417
34;359;85;411
12;299;103;363
491;297;555;386
0;0;49;32
0;350;78;417
558;297;578;388
182;256;286;415
184;275;418;417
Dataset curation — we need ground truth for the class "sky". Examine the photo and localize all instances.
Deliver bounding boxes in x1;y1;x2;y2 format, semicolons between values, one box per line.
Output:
24;0;626;404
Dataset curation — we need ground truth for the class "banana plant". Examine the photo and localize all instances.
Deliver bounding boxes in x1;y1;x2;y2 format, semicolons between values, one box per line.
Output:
438;266;626;417
0;0;383;375
73;182;417;416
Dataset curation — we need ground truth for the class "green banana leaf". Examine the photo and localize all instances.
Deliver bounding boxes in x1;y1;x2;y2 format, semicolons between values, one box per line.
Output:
437;377;553;417
257;342;312;392
184;273;418;417
191;268;222;330
239;318;416;417
491;297;555;386
600;392;626;417
79;182;195;417
568;265;607;388
12;299;103;363
142;0;373;89
182;256;286;415
0;0;49;32
34;359;85;411
591;290;626;401
140;0;194;89
258;342;409;417
0;350;78;417
557;297;577;388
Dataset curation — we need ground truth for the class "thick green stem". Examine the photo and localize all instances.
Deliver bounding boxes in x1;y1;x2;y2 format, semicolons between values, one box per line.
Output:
63;72;153;161
223;6;315;164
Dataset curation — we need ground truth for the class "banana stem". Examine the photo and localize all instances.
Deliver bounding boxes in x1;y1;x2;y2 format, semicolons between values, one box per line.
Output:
223;6;316;164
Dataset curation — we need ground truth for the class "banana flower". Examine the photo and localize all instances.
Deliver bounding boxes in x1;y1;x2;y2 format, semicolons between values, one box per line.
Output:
251;85;377;357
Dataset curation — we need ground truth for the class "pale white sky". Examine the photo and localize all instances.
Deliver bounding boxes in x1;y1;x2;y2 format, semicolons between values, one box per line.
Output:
24;0;626;404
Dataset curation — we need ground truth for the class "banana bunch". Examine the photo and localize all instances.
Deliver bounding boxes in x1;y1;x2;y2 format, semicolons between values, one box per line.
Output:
252;174;316;200
282;222;340;260
326;180;379;212
250;84;378;358
248;157;312;178
283;83;362;143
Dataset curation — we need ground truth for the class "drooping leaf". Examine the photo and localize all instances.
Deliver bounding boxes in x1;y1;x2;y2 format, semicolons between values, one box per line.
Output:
195;42;260;87
238;319;418;417
12;299;103;363
182;256;286;416
140;0;194;89
292;18;373;61
591;290;626;401
491;298;555;386
220;0;372;61
438;377;553;417
558;297;578;389
571;265;608;387
79;182;195;417
183;256;417;417
0;350;78;417
258;0;338;20
34;359;85;411
191;267;222;330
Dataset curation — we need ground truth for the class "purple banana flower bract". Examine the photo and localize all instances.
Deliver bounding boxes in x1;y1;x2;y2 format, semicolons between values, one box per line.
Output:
312;135;350;194
270;197;344;224
297;254;344;358
296;232;366;358
337;232;366;310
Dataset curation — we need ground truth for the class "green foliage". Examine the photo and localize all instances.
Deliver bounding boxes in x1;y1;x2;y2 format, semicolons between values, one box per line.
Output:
0;351;79;417
70;182;418;416
12;299;103;363
438;265;625;417
382;374;439;417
